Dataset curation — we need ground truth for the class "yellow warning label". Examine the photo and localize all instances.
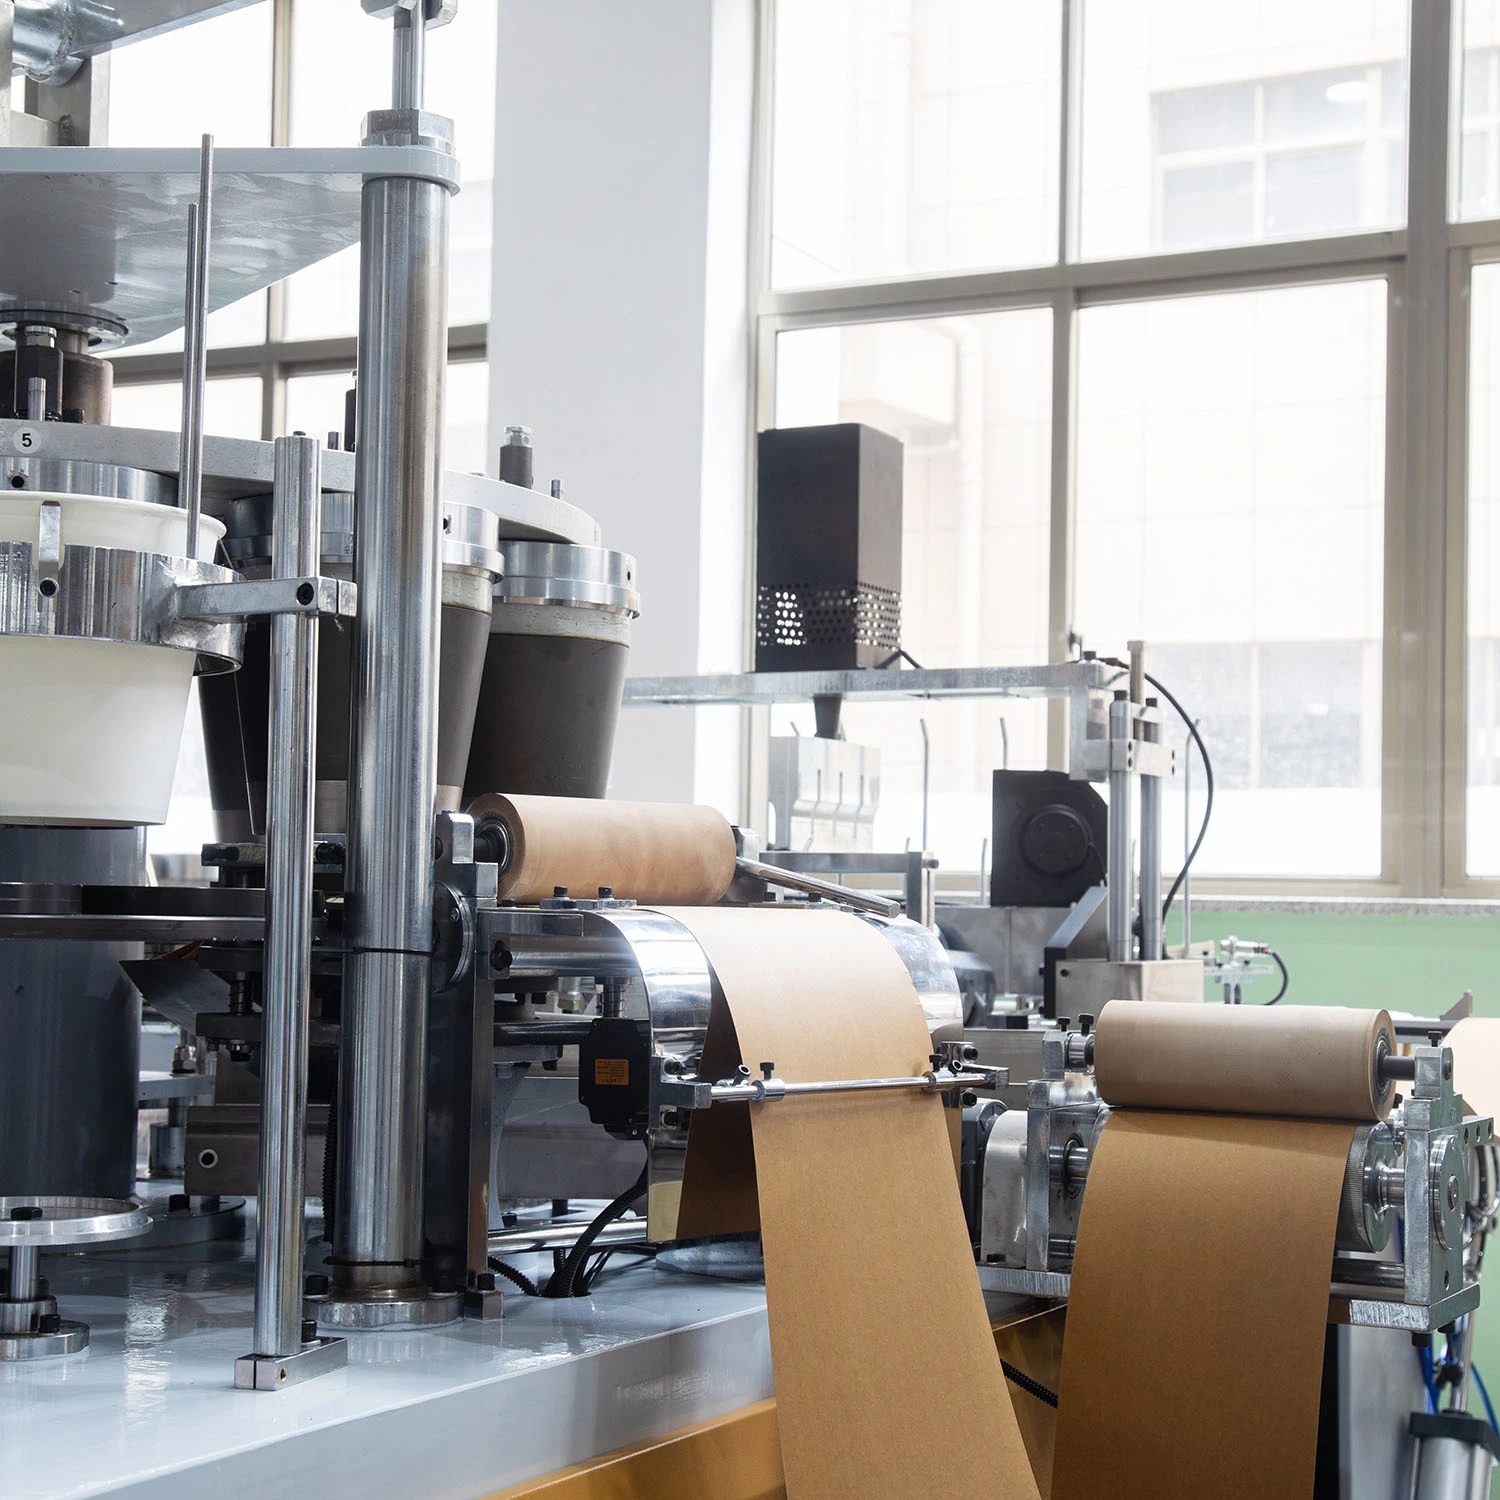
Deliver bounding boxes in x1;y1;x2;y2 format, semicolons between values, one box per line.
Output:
594;1058;629;1087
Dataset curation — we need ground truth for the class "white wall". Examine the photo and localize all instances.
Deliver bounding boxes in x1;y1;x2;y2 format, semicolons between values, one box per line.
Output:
489;0;755;812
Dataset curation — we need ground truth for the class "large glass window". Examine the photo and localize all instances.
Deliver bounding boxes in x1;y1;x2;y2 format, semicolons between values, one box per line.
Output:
1078;3;1409;260
110;378;264;442
768;0;1063;288
1467;262;1500;874
773;310;1052;866
1073;280;1387;877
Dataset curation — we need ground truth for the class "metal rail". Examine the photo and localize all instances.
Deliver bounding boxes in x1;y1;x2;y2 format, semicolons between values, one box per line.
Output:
178;135;213;560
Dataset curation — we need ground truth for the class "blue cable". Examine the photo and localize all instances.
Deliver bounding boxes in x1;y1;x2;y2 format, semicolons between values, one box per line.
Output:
1418;1342;1440;1415
1474;1364;1500;1437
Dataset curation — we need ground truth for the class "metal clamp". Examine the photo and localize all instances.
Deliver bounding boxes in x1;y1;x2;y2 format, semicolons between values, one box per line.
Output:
173;575;358;622
0;540;244;672
652;1051;1005;1120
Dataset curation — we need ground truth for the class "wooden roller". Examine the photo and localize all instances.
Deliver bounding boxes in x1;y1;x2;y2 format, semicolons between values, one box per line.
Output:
1093;1000;1397;1121
466;793;739;905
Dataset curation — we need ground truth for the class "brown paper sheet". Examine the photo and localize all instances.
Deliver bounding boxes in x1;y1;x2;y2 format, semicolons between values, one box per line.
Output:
1446;1016;1500;1121
468;794;737;905
661;906;1040;1500
993;1308;1066;1500
1050;1110;1354;1500
1094;999;1395;1119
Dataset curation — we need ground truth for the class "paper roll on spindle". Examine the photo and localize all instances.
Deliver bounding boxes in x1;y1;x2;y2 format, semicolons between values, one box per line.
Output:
1093;1000;1396;1121
467;793;738;905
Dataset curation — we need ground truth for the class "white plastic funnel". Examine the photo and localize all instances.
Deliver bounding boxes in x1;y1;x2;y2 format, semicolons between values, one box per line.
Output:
0;492;227;827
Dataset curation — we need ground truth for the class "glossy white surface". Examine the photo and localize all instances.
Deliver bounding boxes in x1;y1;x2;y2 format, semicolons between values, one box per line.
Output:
0;1233;772;1500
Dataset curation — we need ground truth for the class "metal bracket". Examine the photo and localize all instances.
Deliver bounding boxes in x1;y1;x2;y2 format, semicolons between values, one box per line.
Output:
233;1334;348;1391
35;498;59;591
173;575;357;622
1072;737;1173;779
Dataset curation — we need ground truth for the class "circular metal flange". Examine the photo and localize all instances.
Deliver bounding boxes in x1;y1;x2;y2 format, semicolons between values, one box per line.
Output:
223;493;503;583
0;1319;88;1361
0;1196;150;1247
308;1288;462;1331
0;307;130;351
0;542;245;674
0;458;175;506
493;541;639;616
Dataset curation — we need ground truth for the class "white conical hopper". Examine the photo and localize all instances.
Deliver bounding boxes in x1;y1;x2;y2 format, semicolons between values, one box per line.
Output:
0;493;226;827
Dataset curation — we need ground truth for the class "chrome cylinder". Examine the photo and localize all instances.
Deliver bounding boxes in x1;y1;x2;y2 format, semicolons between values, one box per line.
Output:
1138;705;1163;962
333;106;455;1298
1106;694;1135;963
251;436;322;1359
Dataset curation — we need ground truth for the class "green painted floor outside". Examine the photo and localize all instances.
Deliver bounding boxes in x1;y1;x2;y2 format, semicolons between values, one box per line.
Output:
1169;907;1500;1492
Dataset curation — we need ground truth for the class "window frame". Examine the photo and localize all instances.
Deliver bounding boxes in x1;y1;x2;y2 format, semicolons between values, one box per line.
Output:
752;0;1498;898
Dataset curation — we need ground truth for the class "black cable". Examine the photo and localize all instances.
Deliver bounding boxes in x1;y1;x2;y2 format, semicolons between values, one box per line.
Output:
1001;1359;1059;1409
578;1244;658;1294
544;1161;650;1298
1262;949;1289;1005
875;647;925;670
487;1256;540;1298
1095;657;1214;950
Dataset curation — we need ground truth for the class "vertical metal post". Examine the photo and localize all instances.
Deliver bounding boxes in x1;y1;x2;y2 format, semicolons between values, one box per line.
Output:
179;134;214;559
1138;700;1163;963
1182;721;1193;956
1106;692;1134;963
235;435;346;1390
8;1244;36;1300
326;12;460;1326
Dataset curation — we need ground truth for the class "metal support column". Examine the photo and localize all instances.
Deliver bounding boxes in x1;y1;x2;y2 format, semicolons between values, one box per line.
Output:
1106;692;1134;963
1138;701;1163;962
235;434;347;1390
325;6;461;1328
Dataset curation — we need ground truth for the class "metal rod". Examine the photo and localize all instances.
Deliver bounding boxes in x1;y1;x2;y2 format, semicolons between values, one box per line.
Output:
392;5;425;112
8;1243;37;1301
487;1219;647;1255
1182;718;1192;954
1138;701;1163;962
249;434;322;1363
334;103;454;1299
707;1065;996;1105
1106;693;1135;962
178;134;214;559
24;376;44;422
736;856;900;917
919;716;930;851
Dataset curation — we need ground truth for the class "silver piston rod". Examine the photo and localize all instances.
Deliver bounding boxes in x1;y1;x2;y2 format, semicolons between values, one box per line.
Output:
330;9;457;1320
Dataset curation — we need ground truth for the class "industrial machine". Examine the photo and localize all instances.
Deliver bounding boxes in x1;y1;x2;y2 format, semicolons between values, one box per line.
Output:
0;7;1495;1500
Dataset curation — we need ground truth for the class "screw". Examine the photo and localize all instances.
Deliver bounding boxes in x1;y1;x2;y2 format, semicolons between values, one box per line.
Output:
962;1090;978;1107
1078;1013;1095;1036
1448;1175;1460;1211
760;1060;775;1080
598;885;613;899
553;885;568;898
304;1272;330;1296
473;1271;496;1292
301;1318;318;1344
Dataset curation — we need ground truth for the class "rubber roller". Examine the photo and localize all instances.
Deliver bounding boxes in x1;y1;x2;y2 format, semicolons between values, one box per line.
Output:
1093;1001;1397;1121
467;793;739;905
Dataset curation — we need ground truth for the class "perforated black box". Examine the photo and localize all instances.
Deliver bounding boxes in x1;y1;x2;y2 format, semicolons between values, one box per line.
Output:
755;422;903;672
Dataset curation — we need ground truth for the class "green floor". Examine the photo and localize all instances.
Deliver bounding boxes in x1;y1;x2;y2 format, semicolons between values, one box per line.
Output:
1171;907;1500;1490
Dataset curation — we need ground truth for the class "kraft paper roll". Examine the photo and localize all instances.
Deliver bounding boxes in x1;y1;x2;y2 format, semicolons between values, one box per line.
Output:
1050;1110;1356;1500
468;794;738;905
1094;1000;1396;1120
663;906;1040;1500
1445;1017;1500;1122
